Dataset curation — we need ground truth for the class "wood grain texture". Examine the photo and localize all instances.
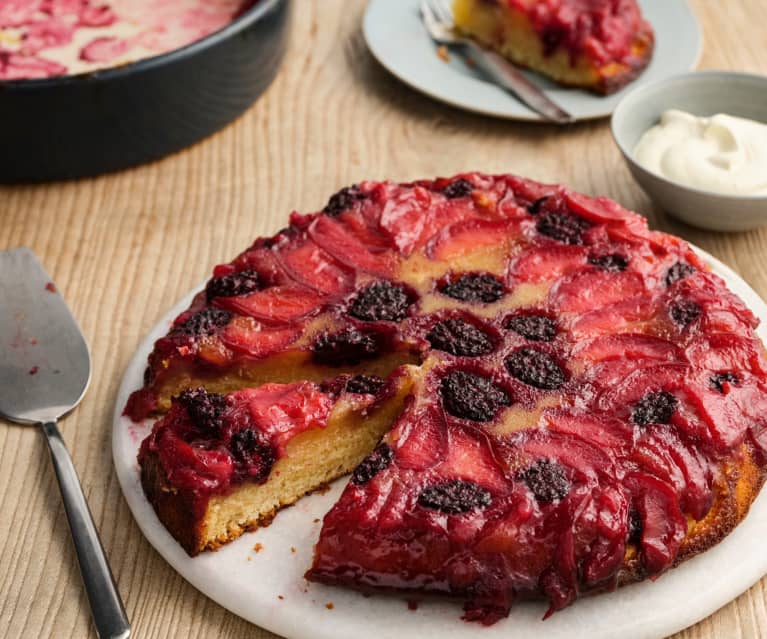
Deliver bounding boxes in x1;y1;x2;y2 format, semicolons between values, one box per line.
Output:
1;1;766;637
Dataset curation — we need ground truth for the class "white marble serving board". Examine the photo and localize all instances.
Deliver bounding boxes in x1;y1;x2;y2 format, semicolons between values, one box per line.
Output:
113;246;767;639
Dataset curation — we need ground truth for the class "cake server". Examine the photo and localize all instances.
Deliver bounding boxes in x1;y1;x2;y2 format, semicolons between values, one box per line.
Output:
0;248;130;639
421;0;574;124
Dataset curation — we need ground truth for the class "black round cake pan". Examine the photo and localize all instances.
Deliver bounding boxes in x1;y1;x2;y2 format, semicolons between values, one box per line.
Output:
0;0;291;183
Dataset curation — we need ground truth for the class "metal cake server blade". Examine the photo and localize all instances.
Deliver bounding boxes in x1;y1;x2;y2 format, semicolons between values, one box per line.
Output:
0;247;130;639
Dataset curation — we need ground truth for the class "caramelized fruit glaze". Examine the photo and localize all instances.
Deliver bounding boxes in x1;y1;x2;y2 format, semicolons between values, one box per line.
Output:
128;172;767;623
513;0;648;65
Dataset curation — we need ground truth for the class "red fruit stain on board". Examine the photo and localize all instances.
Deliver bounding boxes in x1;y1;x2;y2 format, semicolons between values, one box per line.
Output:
29;366;39;375
45;282;57;293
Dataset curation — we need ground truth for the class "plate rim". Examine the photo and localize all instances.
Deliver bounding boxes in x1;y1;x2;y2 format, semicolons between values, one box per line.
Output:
362;0;703;122
113;245;767;639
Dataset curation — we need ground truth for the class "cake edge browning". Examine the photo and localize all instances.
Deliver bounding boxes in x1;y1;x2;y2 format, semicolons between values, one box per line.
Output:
141;452;301;556
140;453;214;556
618;440;766;586
497;21;655;96
593;21;654;96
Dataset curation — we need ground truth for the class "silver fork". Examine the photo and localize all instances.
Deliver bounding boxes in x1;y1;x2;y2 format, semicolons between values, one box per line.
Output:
421;0;574;124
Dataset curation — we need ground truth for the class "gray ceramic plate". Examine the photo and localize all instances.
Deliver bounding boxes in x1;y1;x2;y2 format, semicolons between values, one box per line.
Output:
363;0;702;122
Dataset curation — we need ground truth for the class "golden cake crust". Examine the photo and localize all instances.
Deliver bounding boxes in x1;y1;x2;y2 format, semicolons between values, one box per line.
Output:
141;452;289;555
617;441;766;588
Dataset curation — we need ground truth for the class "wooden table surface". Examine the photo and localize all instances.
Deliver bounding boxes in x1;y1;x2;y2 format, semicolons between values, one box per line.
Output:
2;1;767;637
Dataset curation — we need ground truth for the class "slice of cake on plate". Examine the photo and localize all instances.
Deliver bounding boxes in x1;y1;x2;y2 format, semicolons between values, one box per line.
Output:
451;0;655;94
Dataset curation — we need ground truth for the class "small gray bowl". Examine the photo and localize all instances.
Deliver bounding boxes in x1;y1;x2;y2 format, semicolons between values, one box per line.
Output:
611;71;767;232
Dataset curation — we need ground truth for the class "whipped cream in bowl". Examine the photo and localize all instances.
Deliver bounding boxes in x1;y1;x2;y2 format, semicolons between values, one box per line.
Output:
611;71;767;232
633;109;767;197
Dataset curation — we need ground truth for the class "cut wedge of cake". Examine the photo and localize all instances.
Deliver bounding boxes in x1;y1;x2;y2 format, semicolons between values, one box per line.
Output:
451;0;654;94
128;172;767;622
139;372;415;555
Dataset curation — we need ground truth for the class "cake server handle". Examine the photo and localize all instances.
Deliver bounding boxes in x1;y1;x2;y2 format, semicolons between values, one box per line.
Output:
41;420;131;639
462;40;575;124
